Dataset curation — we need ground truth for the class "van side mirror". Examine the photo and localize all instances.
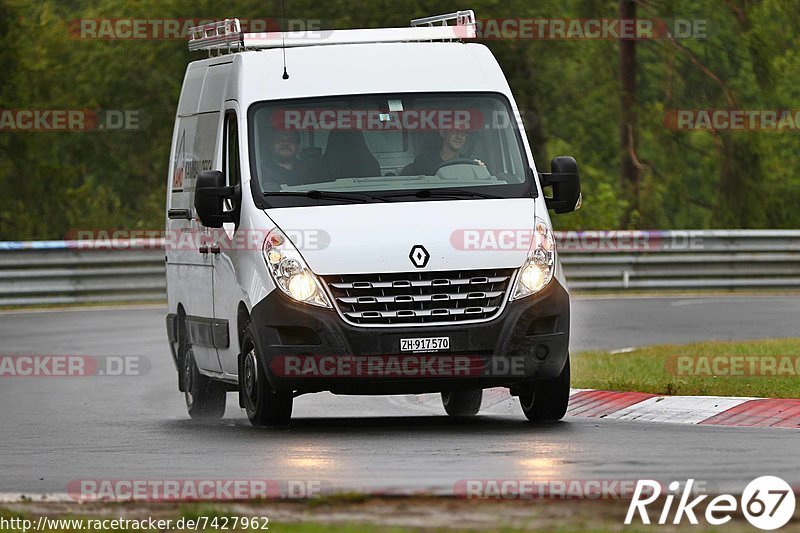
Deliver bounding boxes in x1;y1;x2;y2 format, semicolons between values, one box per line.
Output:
194;170;237;228
539;156;582;214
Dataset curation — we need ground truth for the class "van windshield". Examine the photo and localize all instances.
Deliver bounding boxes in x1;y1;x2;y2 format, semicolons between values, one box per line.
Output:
248;93;533;204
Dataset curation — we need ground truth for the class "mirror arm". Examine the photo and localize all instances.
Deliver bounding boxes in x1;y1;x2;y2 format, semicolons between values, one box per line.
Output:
539;172;579;185
199;211;236;226
197;186;236;198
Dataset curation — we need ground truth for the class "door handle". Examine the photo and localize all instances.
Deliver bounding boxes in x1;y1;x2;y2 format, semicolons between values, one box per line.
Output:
167;208;192;220
199;245;209;254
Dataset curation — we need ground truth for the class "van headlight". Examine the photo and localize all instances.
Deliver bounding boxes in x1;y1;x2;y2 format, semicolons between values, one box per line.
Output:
263;229;332;308
510;219;555;300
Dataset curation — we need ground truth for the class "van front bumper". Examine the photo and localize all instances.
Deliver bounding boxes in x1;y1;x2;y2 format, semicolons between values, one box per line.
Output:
248;279;570;395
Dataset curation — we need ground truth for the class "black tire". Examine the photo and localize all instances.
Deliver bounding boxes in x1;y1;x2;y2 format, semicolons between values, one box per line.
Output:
519;355;571;422
441;389;483;417
240;326;293;427
182;345;227;420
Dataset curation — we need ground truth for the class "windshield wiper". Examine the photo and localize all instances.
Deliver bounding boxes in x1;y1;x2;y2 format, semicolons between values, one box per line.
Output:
380;188;505;200
263;190;389;203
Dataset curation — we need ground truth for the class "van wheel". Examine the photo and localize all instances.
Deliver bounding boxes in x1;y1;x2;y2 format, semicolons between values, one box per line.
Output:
441;390;482;417
518;355;571;422
240;327;293;427
182;346;227;420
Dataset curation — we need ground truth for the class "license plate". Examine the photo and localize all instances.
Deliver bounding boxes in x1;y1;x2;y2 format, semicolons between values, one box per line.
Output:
400;337;450;353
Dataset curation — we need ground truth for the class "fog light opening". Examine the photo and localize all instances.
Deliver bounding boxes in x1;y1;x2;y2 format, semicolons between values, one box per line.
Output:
534;345;549;361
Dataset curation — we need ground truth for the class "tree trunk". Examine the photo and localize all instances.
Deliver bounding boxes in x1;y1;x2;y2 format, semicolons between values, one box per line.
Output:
620;0;640;225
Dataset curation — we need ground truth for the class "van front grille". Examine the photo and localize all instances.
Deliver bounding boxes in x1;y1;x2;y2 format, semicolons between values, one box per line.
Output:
322;268;514;326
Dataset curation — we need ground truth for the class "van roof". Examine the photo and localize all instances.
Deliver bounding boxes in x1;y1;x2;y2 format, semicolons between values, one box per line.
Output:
185;42;512;106
178;11;517;113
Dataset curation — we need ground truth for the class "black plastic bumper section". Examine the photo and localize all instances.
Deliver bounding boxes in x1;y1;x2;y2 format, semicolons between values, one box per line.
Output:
247;280;570;395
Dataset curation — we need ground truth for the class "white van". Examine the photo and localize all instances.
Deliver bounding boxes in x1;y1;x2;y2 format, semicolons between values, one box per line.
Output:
165;11;581;426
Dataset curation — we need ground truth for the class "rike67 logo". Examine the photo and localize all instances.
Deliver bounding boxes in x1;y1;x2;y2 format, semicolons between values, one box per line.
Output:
626;477;796;530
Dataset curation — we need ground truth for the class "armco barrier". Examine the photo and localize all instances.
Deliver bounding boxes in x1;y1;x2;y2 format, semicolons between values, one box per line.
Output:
559;230;800;290
0;240;166;306
0;230;798;306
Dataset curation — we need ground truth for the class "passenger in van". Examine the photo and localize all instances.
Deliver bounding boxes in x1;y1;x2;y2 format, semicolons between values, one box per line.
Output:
401;129;485;176
260;130;325;188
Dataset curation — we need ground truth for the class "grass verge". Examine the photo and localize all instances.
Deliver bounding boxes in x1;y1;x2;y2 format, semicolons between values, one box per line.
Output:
572;338;800;398
0;499;778;533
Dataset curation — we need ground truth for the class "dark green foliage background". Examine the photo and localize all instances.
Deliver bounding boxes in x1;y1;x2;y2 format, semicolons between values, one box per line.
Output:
0;0;797;239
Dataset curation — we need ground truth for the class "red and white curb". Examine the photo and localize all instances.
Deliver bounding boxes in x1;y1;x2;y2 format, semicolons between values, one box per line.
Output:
386;388;800;428
567;389;800;428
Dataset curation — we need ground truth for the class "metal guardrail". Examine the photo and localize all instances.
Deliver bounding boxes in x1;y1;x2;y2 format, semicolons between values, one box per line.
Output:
0;230;798;306
0;241;166;306
559;230;800;290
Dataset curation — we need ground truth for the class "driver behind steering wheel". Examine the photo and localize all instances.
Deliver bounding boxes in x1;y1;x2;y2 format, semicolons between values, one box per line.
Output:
401;128;486;176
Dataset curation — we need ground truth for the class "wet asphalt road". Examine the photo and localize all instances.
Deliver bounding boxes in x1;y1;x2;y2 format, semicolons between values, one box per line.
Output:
0;295;798;498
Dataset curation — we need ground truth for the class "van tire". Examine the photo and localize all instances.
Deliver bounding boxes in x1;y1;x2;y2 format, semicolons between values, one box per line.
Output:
240;326;293;427
519;355;571;422
183;346;227;420
441;390;482;417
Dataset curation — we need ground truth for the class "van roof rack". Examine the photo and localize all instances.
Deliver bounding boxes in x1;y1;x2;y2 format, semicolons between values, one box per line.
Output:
188;10;476;55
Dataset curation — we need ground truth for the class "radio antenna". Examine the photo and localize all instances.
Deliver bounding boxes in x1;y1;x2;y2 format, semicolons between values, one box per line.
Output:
280;0;289;79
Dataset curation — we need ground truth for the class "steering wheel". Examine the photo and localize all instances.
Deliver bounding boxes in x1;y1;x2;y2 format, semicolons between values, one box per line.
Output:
434;158;483;172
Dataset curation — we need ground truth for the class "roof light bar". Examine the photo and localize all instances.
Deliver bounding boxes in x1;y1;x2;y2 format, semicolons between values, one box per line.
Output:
188;10;476;54
410;10;476;28
188;18;243;53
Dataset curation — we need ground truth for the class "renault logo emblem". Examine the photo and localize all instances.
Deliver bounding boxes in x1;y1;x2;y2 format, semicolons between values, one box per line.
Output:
409;245;430;268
